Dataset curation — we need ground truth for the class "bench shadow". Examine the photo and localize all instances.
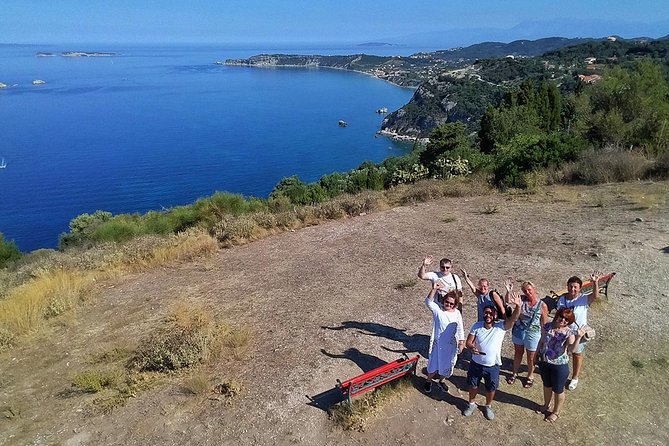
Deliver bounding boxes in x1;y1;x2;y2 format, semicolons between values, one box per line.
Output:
306;347;389;412
321;321;430;358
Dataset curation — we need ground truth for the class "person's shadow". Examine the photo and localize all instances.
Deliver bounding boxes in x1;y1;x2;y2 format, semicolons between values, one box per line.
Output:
321;321;430;358
419;372;539;414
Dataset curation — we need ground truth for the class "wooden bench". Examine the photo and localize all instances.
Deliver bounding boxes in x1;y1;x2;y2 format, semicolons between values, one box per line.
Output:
543;272;616;313
336;355;419;406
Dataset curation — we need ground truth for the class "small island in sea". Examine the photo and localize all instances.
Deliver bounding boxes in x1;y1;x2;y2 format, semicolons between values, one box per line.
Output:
61;51;117;57
36;51;117;57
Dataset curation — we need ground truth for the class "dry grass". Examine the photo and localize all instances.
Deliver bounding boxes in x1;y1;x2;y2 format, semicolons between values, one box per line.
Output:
561;149;653;184
624;189;666;210
328;377;414;431
394;277;418;290
72;369;124;393
129;303;219;372
0;268;97;341
182;370;212;395
216;327;253;359
0;230;218;351
112;229;218;272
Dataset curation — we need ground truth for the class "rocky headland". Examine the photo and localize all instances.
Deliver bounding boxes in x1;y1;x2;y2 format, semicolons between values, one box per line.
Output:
223;37;669;140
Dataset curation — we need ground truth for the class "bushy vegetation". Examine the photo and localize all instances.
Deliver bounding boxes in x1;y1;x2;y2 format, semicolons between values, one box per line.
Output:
129;305;219;372
129;304;249;373
0;232;22;268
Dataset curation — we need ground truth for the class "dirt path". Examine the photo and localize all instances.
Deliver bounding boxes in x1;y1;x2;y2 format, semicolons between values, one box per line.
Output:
1;181;668;446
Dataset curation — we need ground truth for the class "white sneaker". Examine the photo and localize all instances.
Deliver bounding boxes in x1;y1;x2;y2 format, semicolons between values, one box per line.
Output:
568;378;579;390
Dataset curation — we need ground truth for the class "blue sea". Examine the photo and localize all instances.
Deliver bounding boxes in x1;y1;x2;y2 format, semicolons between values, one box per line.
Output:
0;44;425;252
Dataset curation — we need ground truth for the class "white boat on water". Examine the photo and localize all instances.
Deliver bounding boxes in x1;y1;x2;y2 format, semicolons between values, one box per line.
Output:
0;158;6;168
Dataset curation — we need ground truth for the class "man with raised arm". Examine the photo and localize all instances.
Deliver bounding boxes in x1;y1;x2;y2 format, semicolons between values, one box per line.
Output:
556;271;602;390
462;280;522;421
418;256;463;309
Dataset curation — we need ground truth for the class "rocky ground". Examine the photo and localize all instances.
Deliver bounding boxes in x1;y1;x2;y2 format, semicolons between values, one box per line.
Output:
1;181;668;446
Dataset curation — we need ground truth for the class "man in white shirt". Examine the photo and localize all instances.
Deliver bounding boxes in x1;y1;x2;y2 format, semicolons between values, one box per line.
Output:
418;256;463;309
463;291;522;420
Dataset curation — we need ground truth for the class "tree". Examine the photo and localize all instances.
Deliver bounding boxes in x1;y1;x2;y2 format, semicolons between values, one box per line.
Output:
420;122;472;170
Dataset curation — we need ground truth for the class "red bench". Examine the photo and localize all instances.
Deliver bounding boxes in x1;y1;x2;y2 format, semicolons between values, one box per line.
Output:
336;355;419;406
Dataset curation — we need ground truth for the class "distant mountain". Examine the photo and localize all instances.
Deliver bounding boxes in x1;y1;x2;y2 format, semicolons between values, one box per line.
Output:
356;42;397;47
428;37;592;61
383;18;669;48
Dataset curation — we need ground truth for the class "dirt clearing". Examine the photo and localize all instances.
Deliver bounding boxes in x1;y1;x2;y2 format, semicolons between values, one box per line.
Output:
1;181;668;446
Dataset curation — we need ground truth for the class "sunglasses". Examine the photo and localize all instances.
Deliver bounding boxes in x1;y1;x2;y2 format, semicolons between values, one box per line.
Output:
483;311;495;316
556;316;568;322
443;301;456;307
440;265;452;270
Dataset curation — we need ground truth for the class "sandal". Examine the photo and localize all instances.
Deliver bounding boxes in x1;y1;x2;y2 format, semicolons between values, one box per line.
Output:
535;405;549;415
506;374;517;385
523;377;534;388
545;412;559;423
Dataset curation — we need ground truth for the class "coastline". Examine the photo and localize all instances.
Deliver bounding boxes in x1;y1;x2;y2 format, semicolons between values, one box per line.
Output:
377;129;429;144
223;61;418;90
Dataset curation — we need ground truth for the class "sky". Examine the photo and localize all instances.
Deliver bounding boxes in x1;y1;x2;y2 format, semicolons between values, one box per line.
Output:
1;0;668;46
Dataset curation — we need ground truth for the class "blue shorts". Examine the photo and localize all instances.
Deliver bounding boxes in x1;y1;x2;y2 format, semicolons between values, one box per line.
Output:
512;325;541;352
538;361;570;394
573;339;587;354
467;360;500;392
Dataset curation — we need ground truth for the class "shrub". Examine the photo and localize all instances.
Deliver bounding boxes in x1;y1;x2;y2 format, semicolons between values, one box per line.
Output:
314;201;347;220
212;216;260;245
72;369;123;393
648;151;669;179
90;218;142;243
213;379;243;399
390;163;429;185
0;327;15;352
0;233;22;269
129;305;217;372
320;172;349;198
270;176;328;205
561;148;652;184
494;132;588;187
431;156;471;179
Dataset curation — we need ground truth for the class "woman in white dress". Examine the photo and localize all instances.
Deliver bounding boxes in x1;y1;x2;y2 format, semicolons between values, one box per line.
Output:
424;282;465;393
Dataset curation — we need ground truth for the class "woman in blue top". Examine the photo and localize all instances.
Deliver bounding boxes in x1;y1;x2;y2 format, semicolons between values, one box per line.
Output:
507;280;548;388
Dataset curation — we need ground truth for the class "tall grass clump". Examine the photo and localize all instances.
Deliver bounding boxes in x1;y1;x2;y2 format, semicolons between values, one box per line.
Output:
0;268;95;339
129;304;219;372
561;148;653;184
113;229;218;272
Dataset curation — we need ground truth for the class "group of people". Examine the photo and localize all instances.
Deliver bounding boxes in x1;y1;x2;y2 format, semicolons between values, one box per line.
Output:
417;256;601;422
